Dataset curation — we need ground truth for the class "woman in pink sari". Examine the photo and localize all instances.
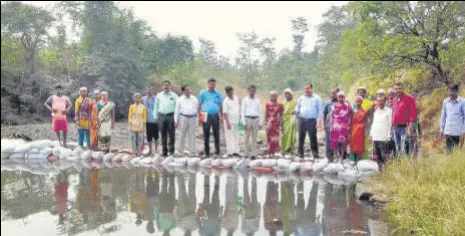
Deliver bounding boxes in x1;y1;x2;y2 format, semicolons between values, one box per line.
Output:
330;91;353;163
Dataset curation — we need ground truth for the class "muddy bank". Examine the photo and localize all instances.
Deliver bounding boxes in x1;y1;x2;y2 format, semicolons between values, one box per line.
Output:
1;122;327;156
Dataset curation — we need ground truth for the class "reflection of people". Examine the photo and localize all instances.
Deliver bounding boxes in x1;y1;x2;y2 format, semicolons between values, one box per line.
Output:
242;177;260;236
130;169;147;226
264;180;281;235
76;168;101;223
156;173;176;235
175;173;198;236
280;181;295;236
100;168;116;220
221;174;239;235
146;170;159;233
325;184;348;235
53;171;69;225
198;175;222;235
295;181;321;236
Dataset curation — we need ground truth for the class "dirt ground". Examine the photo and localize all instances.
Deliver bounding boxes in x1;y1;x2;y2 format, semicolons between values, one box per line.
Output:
1;122;327;157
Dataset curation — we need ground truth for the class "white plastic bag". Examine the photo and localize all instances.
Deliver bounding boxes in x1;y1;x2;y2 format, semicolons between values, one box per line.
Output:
174;157;188;166
233;159;250;170
139;157;153;164
14;144;31;154
357;160;379;172
300;162;313;172
152;156;164;165
211;159;222;167
121;154;134;162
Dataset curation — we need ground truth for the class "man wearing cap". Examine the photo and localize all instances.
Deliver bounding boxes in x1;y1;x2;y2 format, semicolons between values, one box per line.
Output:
44;85;72;147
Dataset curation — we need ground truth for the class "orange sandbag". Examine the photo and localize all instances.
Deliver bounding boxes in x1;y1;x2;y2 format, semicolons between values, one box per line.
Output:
252;166;274;173
48;155;59;162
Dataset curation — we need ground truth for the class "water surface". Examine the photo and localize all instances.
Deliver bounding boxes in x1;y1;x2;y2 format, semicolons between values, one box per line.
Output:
1;160;388;236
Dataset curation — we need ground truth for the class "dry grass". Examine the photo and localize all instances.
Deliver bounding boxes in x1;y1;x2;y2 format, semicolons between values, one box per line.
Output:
366;149;465;236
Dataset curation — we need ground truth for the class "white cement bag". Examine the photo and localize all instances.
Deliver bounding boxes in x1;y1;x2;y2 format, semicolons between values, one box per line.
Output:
324;174;345;185
187;157;201;166
130;156;143;164
233;159;250;170
1;139;26;153
289;162;301;172
80;150;92;161
161;156;174;166
300;162;313;172
139;157;153;164
262;159;277;168
222;158;239;168
248;160;262;168
357;160;379;172
27;153;48;160
103;153;116;162
211;159;222;167
277;159;291;169
199;158;212;167
338;168;360;181
174;157;188;166
92;151;105;160
10;153;25;159
312;161;328;173
152;156;164;165
14;144;31;154
121;154;134;162
323;163;345;174
72;146;84;158
112;154;124;162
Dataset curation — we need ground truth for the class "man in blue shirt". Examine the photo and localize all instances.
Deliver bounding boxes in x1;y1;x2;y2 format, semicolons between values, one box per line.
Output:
198;78;223;158
142;86;158;155
295;83;323;159
323;88;339;162
440;83;465;152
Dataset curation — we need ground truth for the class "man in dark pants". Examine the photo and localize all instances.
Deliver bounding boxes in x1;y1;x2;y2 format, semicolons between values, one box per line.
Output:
198;78;223;158
142;86;158;155
295;83;323;160
440;83;465;152
154;80;178;157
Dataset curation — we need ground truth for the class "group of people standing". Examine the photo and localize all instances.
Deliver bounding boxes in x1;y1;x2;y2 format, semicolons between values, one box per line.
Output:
45;79;464;166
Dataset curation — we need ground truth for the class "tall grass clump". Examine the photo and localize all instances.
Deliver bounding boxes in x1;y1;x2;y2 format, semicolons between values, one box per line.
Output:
367;149;465;235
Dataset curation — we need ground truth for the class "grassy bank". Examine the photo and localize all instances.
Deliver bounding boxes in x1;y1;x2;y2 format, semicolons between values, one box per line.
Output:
366;150;465;235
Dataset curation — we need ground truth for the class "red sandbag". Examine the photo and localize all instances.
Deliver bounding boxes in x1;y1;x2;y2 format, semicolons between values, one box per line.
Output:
252;166;274;173
213;165;229;170
48;155;59;162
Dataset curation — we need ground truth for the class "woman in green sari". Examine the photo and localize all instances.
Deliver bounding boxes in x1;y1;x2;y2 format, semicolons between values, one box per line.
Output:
280;88;298;156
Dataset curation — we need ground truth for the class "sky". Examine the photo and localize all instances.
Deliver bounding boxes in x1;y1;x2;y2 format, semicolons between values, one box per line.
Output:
22;1;348;59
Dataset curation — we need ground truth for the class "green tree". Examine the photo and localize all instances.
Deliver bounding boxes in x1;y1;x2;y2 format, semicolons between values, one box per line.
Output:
1;1;55;78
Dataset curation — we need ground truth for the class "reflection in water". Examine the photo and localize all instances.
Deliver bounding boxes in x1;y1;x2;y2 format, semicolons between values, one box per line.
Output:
1;164;386;236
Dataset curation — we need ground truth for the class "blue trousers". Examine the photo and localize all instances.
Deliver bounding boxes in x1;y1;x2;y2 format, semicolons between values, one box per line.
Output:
393;125;407;157
78;128;90;147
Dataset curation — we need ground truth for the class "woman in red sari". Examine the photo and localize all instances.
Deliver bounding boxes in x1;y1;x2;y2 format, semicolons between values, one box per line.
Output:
265;91;284;158
350;96;369;161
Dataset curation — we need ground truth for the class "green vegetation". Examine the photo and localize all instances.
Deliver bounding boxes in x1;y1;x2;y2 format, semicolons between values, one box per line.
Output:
367;150;465;235
1;1;463;124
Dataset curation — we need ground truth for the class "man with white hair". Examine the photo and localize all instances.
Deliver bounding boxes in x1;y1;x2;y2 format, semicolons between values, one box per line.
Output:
74;87;92;147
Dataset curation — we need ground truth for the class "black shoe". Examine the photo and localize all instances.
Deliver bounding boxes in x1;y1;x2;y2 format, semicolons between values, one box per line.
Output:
251;156;257;160
227;154;233;158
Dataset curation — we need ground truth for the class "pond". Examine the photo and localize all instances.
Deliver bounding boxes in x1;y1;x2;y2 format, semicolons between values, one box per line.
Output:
1;160;389;236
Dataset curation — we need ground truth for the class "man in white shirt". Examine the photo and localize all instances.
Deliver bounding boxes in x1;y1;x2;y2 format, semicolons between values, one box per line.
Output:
242;85;262;159
370;95;392;171
175;85;198;156
223;86;241;157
